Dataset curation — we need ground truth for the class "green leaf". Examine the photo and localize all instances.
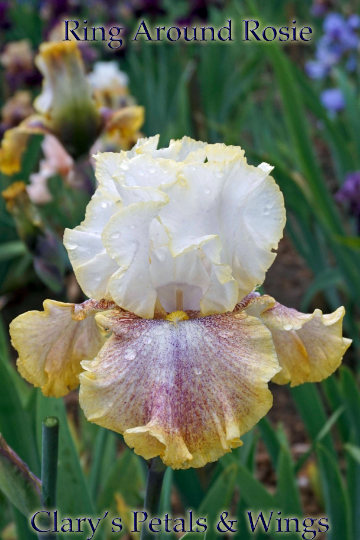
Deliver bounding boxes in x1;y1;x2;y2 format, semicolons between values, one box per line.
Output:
98;448;145;511
173;468;205;509
317;444;352;540
276;432;302;521
339;366;360;444
295;405;345;473
0;241;26;262
36;392;95;519
89;428;108;502
221;454;275;511
300;268;342;312
335;69;360;159
333;236;360;251
322;375;352;443
264;41;343;234
12;506;39;540
0;347;39;476
159;468;175;540
0;313;32;406
258;418;280;469
291;384;336;457
198;463;237;540
344;443;360;464
0;435;41;516
337;367;360;539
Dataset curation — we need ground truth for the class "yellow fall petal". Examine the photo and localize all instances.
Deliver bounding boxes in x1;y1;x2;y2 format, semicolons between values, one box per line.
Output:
79;309;280;469
104;106;145;150
239;293;351;386
10;299;112;398
0;115;49;175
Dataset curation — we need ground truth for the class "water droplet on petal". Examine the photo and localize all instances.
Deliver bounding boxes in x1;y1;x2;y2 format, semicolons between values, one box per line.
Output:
94;275;101;282
204;187;211;194
101;202;107;209
149;167;156;174
111;232;120;239
215;171;224;179
157;251;166;261
283;323;293;331
266;202;273;209
194;368;202;376
66;243;78;250
138;169;145;176
145;337;152;344
125;348;136;360
263;208;270;215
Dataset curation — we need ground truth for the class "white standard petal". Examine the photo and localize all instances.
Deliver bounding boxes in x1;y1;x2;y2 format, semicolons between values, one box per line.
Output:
160;155;285;303
64;187;121;299
112;154;180;191
204;143;245;163
149;221;210;312
220;161;285;297
93;151;127;196
126;135;160;158
159;161;240;313
159;161;228;258
141;136;207;162
102;193;168;318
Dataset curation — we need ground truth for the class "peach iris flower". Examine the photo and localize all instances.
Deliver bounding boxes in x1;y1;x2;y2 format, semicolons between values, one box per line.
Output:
10;137;351;469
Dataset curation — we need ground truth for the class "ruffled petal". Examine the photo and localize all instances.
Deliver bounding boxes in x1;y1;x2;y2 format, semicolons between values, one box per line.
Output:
159;157;285;312
126;135;160;158
64;187;121;300
205;142;245;162
102;194;168;318
79;309;280;469
113;153;180;191
10;299;112;398
94;152;126;196
220;161;285;298
142;136;207;162
238;293;351;386
200;264;238;315
0;116;48;176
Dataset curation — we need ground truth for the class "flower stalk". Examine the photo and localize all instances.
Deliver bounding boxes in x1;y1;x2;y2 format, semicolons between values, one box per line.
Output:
141;457;167;540
41;416;59;539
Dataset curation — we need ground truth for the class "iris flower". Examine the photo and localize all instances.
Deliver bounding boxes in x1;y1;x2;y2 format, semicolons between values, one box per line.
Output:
10;137;351;469
0;42;144;175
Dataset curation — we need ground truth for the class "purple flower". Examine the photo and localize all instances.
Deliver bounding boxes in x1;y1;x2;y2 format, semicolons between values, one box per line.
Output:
324;13;347;39
336;171;360;229
348;14;360;30
320;88;345;112
346;55;357;72
311;2;329;18
316;35;342;66
322;12;359;50
305;60;329;79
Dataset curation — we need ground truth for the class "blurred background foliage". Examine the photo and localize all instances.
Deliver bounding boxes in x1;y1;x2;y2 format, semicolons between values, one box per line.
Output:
1;0;360;538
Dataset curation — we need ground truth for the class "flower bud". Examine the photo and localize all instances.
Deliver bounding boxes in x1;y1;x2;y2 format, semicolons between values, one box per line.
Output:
2;181;65;291
34;42;102;159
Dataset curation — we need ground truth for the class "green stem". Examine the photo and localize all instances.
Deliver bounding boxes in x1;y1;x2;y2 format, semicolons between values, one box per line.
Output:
140;457;167;540
41;416;59;539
